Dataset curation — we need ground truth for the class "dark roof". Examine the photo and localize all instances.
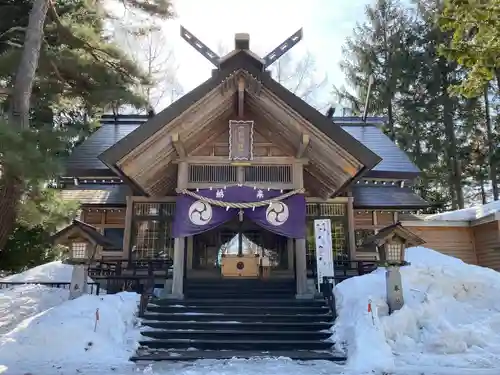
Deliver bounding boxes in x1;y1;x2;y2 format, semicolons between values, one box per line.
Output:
353;184;429;209
99;51;381;175
52;220;121;250
64;116;148;177
60;184;129;206
360;222;426;248
341;125;420;179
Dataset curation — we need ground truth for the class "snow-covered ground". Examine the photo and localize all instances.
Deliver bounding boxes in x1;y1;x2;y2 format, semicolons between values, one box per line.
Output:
425;200;500;221
332;246;500;373
0;284;69;335
2;260;79;283
2;250;500;374
0;292;140;372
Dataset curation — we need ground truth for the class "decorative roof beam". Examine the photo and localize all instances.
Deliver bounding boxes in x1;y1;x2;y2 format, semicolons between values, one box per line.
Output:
296;133;310;158
263;29;303;68
180;26;220;68
171;132;186;159
238;76;245;117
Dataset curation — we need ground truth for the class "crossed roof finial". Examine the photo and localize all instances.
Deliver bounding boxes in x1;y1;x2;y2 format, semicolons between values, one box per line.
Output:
180;26;303;69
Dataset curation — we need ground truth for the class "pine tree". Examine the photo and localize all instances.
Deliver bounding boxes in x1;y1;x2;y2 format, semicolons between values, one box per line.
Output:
440;0;500;97
338;0;411;140
0;0;174;250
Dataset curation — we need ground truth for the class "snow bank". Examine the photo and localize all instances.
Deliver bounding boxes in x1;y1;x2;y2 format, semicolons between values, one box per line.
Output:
425;200;500;222
332;246;500;372
0;284;69;335
1;261;76;283
0;292;140;368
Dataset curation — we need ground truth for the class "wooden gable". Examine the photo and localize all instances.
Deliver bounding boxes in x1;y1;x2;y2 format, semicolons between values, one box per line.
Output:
99;52;381;198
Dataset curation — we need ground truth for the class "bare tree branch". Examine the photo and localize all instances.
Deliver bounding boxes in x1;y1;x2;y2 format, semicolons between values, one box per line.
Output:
112;17;184;111
269;51;328;109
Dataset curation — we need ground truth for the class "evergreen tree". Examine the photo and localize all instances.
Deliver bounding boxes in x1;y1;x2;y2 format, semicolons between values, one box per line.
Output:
440;0;500;97
337;0;411;140
0;0;174;250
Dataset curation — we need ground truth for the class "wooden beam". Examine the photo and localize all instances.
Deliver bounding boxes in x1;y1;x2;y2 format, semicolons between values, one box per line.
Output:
119;83;234;169
259;88;363;168
238;76;245;118
296;133;310;158
171;132;186;159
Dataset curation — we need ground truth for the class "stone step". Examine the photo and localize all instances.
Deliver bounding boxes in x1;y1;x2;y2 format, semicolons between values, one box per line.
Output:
184;279;295;286
184;286;295;296
151;298;327;307
183;292;296;299
141;320;333;331
139;338;333;351
142;312;334;323
130;349;346;362
141;329;331;341
146;304;330;315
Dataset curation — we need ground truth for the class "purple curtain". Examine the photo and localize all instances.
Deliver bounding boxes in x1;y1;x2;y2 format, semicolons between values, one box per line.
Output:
172;186;306;239
172;194;237;237
245;194;306;239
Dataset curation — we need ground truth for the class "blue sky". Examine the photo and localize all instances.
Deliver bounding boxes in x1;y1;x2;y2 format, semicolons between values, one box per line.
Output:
160;0;372;105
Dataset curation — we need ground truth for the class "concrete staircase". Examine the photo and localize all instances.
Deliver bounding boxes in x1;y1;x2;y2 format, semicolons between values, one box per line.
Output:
131;279;346;362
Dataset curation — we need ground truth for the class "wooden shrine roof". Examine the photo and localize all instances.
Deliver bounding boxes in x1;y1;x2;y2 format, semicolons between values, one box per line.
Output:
360;222;426;248
352;184;430;209
98;51;380;173
52;220;122;250
59;182;428;209
64;117;420;181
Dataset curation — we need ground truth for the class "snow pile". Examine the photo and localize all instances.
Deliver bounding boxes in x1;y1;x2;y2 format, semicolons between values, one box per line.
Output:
0;292;140;368
0;284;69;335
332;246;500;372
425;200;500;222
2;261;77;283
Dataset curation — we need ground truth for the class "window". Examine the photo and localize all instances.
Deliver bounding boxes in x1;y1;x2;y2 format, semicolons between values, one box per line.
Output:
130;203;175;260
386;243;403;262
133;220;161;259
306;219;349;266
103;228;125;251
72;242;87;259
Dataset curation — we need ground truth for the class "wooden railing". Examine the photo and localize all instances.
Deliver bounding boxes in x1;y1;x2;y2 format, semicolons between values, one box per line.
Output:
87;259;172;316
87;258;173;278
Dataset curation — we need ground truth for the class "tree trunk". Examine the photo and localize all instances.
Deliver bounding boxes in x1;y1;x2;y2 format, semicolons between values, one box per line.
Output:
480;175;487;204
484;86;498;200
0;0;50;251
441;64;463;209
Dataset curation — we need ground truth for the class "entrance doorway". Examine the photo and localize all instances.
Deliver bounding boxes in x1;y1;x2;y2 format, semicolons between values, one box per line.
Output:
191;218;289;277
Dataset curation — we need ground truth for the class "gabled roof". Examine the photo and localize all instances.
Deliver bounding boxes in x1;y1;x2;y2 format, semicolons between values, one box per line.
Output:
360;222;426;249
64;119;421;182
98;51;381;174
52;220;121;250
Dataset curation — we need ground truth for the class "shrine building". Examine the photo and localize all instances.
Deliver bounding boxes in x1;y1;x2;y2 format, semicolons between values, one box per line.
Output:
56;30;437;298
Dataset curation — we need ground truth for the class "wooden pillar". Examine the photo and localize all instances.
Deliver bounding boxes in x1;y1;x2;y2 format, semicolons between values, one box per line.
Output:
295;238;308;297
347;194;356;260
293;161;308;298
171;161;188;298
123;195;134;260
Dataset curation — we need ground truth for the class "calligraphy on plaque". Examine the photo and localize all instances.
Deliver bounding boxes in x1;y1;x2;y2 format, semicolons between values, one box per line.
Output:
229;120;254;160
